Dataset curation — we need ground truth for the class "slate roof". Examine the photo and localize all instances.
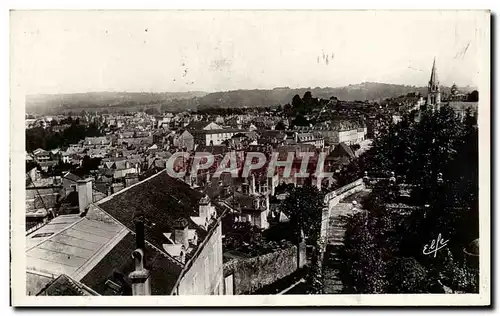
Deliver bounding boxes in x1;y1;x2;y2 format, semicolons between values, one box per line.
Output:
96;170;207;255
138;168;158;181
80;232;183;295
64;172;82;183
37;274;98;296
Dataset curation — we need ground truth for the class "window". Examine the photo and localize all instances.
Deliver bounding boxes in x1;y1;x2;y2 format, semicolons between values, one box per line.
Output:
31;232;54;238
105;279;122;294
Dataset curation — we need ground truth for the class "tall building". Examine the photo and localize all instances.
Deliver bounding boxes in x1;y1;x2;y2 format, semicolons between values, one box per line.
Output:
426;58;441;110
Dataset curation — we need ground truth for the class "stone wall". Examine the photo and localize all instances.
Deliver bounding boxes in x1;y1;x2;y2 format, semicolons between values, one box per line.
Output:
321;178;365;247
223;244;304;295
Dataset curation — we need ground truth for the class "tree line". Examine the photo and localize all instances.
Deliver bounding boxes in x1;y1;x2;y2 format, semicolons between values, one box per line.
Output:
26;117;104;152
341;105;479;293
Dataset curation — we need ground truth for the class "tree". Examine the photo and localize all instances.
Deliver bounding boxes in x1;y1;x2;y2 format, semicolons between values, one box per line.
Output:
292;94;303;108
283;103;293;117
292;114;310;127
467;90;479;102
280;184;325;241
341;104;479;294
303;91;313;103
280;184;325;293
387;257;428;293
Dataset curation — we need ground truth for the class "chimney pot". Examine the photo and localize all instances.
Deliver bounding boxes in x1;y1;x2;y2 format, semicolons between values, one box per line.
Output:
173;217;189;249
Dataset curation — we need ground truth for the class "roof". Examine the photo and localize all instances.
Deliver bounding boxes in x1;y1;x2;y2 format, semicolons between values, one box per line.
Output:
80;232;183;295
184;121;217;131
26;216;127;279
39;161;58;168
192;128;243;135
26;193;60;212
33;148;49;156
196;145;229;156
329;142;356;160
26;214;82;249
95;170;208;257
37;274;98;296
64;172;82;183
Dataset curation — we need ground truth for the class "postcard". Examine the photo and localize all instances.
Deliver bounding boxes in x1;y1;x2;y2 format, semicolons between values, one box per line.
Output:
10;10;490;306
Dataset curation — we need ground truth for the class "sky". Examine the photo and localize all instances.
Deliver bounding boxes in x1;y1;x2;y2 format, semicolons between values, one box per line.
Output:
11;10;488;95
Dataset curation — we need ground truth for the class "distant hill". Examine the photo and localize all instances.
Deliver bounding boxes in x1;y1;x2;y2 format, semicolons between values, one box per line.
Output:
26;91;207;114
25;83;477;114
196;83;476;109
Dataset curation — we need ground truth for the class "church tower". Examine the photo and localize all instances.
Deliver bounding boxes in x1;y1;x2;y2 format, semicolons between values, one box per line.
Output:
426;58;441;110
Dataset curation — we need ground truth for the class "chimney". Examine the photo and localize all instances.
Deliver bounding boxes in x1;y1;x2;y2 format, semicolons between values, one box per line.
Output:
268;176;276;196
253;197;260;210
224;184;231;196
242;183;249;194
77;178;93;213
198;195;211;220
250;174;256;195
172;218;189;249
129;214;151;296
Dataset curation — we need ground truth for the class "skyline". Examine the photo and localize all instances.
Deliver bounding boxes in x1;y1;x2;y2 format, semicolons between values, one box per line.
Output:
11;11;487;95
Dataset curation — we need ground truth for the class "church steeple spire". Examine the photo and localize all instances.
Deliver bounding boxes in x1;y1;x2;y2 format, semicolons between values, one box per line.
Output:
426;57;441;108
429;57;439;88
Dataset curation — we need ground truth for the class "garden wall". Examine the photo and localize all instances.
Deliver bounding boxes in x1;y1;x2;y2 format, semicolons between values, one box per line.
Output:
223;244;305;295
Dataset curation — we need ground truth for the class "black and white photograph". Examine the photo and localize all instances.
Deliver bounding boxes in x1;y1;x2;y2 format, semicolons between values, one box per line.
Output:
9;10;490;306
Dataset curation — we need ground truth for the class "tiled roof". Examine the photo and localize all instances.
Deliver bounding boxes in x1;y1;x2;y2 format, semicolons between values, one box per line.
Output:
80;232;183;295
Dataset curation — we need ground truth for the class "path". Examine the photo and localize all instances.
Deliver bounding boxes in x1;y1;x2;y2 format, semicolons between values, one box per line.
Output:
322;190;369;294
